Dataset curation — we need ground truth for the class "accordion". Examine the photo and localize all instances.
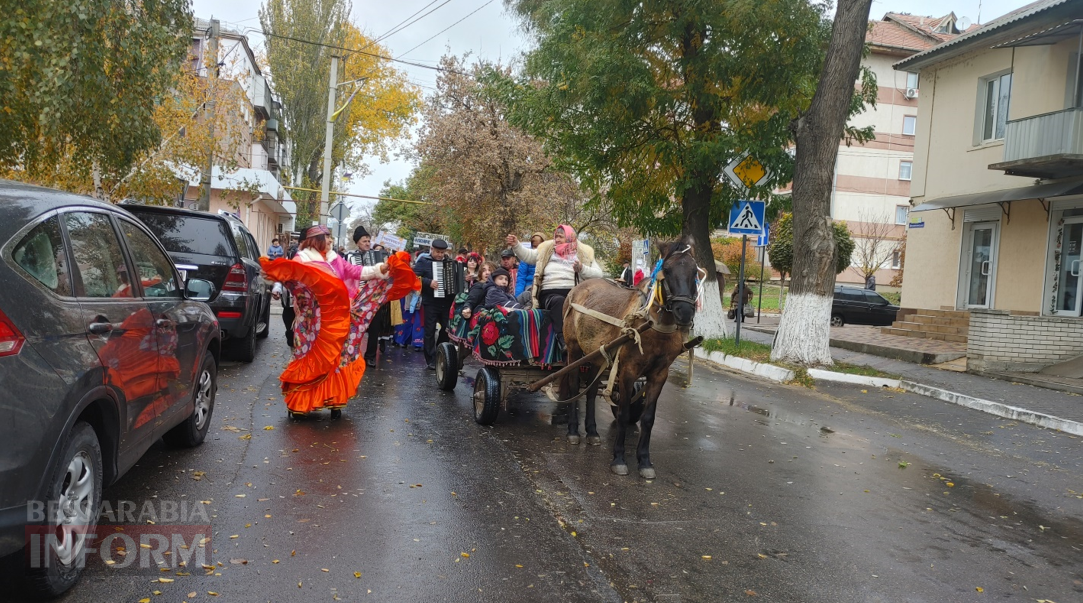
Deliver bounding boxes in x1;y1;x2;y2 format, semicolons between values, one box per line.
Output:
432;258;465;299
348;249;389;267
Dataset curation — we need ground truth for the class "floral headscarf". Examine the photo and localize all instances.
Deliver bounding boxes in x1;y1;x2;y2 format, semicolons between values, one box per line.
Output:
554;225;578;260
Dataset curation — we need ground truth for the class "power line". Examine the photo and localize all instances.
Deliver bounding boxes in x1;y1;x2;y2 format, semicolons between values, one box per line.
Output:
364;0;453;50
250;27;468;75
398;0;495;58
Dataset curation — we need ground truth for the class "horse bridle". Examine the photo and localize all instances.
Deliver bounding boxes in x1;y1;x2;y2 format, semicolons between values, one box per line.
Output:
650;245;706;318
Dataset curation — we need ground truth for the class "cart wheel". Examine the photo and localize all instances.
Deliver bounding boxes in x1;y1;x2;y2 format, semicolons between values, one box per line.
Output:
610;382;645;424
473;367;501;425
436;342;459;391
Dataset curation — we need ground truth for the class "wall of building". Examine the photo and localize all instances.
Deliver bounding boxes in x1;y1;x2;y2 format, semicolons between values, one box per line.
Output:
992;203;1049;312
898;207;960;309
967;309;1083;373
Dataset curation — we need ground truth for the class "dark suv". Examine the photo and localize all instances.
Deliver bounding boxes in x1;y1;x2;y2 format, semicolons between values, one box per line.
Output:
123;205;270;362
0;181;221;597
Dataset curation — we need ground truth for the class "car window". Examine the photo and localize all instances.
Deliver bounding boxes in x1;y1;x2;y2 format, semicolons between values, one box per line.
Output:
230;223;250;260
11;215;72;296
835;290;858;302
864;291;887;305
245;232;260;261
118;220;181;299
65;212;133;298
130;211;233;257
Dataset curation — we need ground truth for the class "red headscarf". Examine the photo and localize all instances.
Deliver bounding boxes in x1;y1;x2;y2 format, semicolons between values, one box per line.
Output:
554;225;577;260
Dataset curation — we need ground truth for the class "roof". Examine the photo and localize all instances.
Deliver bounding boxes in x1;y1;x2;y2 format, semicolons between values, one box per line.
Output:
911;177;1083;212
867;12;976;55
896;0;1077;70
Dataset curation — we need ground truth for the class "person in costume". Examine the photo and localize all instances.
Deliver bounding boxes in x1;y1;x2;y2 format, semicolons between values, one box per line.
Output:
262;224;419;418
345;226;395;365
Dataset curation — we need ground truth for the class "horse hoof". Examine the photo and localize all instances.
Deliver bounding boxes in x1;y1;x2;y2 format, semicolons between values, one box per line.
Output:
611;464;629;476
586;435;602;446
639;467;656;480
567;434;580;445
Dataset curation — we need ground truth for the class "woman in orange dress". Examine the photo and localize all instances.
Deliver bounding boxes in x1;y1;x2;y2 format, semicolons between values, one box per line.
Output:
262;225;419;418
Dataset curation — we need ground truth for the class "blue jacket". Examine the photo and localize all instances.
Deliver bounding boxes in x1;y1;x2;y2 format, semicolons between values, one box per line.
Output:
515;262;535;297
267;244;284;260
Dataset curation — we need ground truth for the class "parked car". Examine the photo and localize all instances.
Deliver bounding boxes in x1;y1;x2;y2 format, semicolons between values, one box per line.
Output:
0;181;221;597
831;285;900;327
122;205;271;362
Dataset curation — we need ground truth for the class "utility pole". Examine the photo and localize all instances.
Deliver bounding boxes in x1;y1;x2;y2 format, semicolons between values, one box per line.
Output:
318;55;339;226
197;18;220;212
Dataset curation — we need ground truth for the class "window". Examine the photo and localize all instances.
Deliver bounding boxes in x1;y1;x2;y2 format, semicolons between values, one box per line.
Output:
892;250;901;269
905;72;919;90
981;72;1012;142
119;220;180;299
902;115;917;136
863;291;888;305
12;216;72;296
65;212;132;298
896;205;910;225
899;161;913;181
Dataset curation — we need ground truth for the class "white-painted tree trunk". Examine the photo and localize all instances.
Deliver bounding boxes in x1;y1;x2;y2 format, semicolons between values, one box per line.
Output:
770;292;833;365
694;280;729;340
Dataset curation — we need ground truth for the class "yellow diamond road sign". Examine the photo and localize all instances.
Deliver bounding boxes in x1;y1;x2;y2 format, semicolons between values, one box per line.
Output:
724;152;771;189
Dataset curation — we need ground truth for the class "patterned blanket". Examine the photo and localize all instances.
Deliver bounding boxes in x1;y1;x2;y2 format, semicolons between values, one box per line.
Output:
447;294;564;367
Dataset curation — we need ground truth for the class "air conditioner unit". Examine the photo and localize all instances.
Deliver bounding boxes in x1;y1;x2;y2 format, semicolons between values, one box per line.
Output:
904;87;919;100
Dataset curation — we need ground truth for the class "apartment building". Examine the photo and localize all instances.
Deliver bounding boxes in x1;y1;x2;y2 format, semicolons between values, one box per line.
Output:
183;18;296;252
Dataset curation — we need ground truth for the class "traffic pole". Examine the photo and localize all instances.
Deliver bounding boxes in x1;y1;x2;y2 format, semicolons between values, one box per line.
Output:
319;56;339;226
736;234;746;345
757;245;766;323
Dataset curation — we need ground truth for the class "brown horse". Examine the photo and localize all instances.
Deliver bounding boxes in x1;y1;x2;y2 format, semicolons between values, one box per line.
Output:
561;237;701;478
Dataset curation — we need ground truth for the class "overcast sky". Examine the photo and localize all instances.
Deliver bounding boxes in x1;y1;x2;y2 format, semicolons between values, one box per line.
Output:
190;0;1029;221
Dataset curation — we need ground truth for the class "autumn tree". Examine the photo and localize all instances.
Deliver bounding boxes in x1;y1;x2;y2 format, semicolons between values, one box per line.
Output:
0;0;192;190
417;55;583;252
374;166;454;242
497;0;858;338
772;0;875;365
260;2;419;225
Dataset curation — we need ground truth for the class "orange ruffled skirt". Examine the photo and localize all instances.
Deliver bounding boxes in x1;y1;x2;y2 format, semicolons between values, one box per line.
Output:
261;252;420;414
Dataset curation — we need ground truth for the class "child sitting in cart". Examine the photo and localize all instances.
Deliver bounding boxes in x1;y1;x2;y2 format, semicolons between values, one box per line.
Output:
484;268;522;311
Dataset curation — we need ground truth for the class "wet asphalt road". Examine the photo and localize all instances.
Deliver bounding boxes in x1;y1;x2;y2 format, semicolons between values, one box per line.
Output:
38;319;1083;603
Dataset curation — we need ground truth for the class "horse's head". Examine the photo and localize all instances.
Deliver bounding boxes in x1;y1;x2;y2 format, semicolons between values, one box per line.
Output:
655;236;701;328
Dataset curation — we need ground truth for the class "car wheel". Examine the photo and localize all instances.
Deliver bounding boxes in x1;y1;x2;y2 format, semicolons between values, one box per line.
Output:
229;324;257;363
164;353;217;448
21;422;102;598
830;314;845;327
256;297;270;340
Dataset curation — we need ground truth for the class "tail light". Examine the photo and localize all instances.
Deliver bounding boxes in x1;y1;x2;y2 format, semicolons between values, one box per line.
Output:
0;308;25;357
222;263;248;292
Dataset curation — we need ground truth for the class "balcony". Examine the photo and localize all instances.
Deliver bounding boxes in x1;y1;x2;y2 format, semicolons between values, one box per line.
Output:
990;107;1083;179
251;74;273;120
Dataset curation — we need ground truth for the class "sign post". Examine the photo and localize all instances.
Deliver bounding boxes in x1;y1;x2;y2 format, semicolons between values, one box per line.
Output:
728;200;766;345
755;224;770;324
328;201;347;249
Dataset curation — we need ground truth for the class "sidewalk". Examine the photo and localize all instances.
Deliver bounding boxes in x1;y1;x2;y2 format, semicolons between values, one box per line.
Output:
712;326;1083;435
740;316;965;364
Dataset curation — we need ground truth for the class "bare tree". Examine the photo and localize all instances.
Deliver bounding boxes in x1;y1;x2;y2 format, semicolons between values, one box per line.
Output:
849;208;903;283
771;0;875;366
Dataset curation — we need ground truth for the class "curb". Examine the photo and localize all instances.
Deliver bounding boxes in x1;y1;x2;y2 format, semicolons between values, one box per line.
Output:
695;349;1083;437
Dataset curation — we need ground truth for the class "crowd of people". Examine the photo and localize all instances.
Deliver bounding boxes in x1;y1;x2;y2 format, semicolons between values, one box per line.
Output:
260;223;624;417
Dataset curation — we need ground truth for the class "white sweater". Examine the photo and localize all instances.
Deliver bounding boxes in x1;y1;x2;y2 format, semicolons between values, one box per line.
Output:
513;244;603;291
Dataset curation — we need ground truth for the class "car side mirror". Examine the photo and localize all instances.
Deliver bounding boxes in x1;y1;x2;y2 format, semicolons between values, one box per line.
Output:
186;278;215;302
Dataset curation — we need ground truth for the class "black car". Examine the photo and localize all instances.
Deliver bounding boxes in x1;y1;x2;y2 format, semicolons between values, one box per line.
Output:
123;205;271;362
0;181;221;597
831;285;900;327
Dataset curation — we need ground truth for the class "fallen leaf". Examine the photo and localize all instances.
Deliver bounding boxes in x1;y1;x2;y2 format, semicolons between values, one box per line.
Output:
702;555;712;560
239;434;251;440
191;471;206;481
229;558;248;565
139;599;150;603
188;593;197;599
975;586;983;592
264;426;275;430
461;553;470;558
321;568;329;572
354;571;362;578
229;535;239;539
745;590;758;596
158;577;174;583
272;560;279;564
152;590;161;596
207;592;219;597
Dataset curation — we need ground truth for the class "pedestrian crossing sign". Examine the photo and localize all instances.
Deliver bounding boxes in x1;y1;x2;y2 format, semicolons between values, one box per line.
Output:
728;200;765;236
